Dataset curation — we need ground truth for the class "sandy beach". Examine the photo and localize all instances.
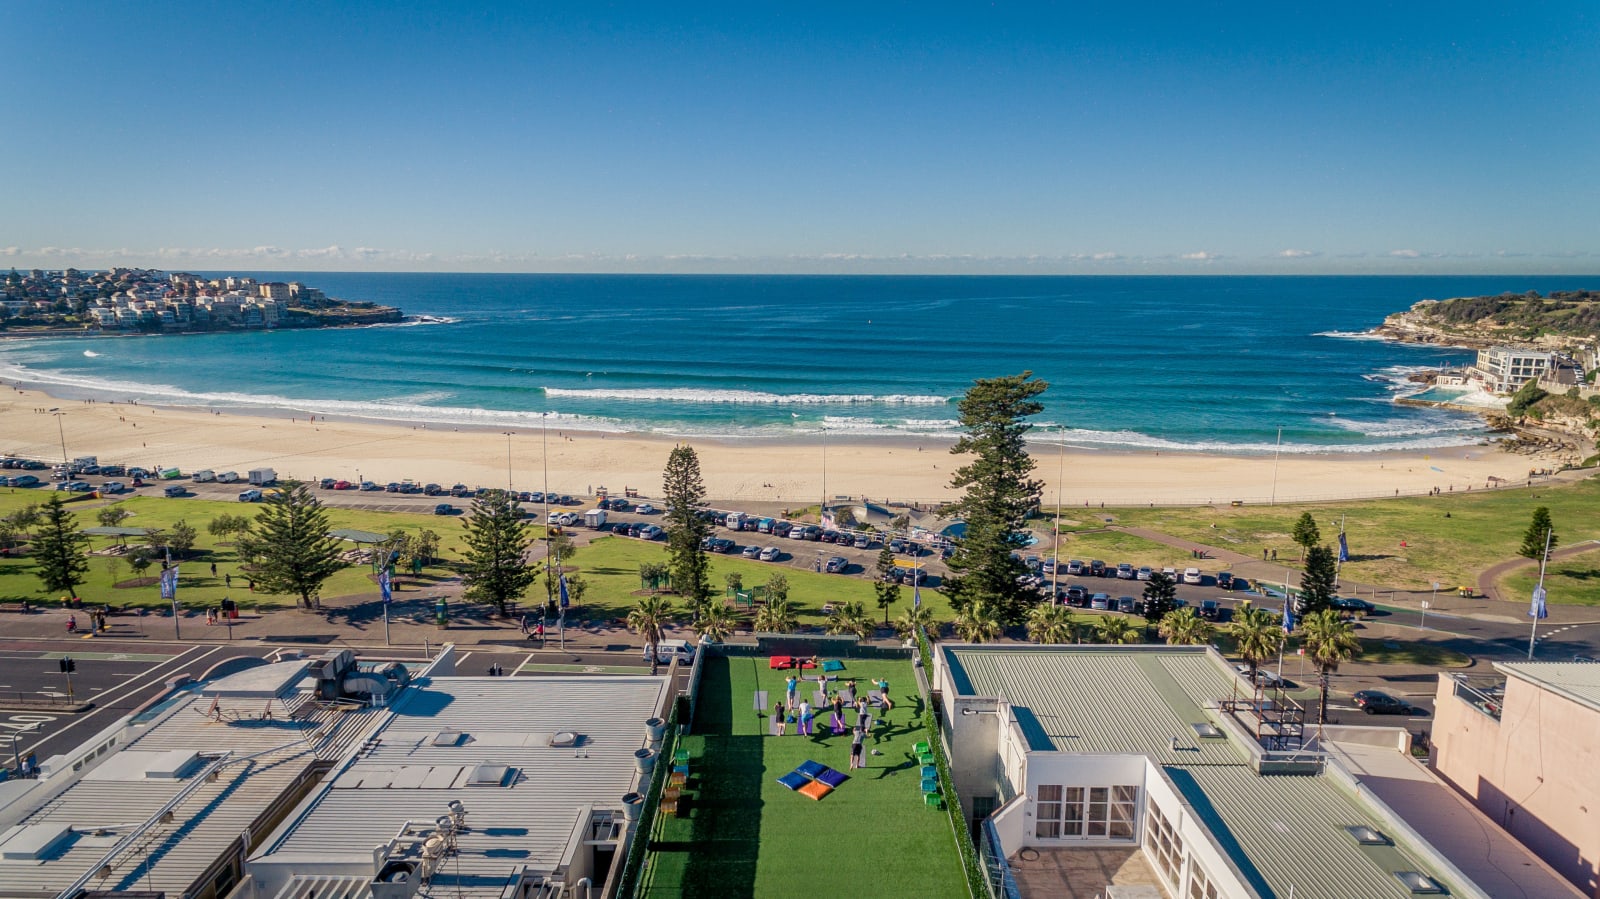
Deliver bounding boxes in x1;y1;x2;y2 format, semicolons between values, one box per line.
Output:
0;383;1568;507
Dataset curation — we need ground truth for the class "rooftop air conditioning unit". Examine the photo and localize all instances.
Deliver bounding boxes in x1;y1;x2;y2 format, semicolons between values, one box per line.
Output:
371;861;421;899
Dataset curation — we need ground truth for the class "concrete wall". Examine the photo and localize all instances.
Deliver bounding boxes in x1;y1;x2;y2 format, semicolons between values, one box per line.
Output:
1432;675;1600;897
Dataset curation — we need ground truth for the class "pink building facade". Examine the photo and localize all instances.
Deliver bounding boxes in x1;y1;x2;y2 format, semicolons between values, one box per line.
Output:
1431;662;1600;897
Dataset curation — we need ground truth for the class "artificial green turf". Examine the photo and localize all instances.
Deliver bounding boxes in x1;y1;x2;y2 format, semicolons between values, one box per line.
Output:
637;656;969;899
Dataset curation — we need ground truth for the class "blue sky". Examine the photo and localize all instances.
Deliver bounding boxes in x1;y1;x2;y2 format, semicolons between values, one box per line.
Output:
3;2;1597;273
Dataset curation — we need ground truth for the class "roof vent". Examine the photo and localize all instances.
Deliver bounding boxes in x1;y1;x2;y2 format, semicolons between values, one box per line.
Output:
1394;871;1444;894
464;764;514;787
1191;723;1223;739
432;730;465;747
1346;824;1391;845
549;731;580;748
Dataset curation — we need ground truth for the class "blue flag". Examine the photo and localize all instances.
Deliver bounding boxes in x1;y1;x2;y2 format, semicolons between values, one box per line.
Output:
1282;596;1295;633
1338;531;1349;564
1530;586;1548;620
379;568;392;604
559;573;570;609
159;566;178;601
914;582;921;611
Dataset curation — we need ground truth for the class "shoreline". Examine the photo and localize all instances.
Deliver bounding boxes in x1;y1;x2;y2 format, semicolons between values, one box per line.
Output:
0;381;1577;508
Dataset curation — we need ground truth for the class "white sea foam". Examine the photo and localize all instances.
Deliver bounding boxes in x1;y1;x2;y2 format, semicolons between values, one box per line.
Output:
1034;427;1490;455
1325;416;1482;438
82;350;101;357
1313;329;1393;342
361;315;462;329
543;387;953;405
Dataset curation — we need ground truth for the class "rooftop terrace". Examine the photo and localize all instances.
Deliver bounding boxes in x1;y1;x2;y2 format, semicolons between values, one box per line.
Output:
636;654;969;898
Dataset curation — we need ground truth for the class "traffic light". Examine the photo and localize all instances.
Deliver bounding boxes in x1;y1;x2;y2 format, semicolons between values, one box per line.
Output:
59;657;75;673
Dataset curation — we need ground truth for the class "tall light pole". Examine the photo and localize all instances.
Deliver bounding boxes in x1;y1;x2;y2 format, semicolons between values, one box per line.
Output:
503;431;515;492
48;408;67;463
1052;426;1065;605
820;423;828;521
1269;426;1283;505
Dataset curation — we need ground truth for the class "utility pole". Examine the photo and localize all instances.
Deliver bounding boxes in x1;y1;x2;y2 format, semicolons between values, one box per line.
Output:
48;409;67;463
1528;528;1552;660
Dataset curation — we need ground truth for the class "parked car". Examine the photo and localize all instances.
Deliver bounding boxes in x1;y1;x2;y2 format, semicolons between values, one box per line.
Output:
423;483;443;496
853;534;872;550
1041;558;1057;575
163;485;187;498
1066;585;1089;606
238;489;263;502
1217;571;1234;590
1136;566;1152;581
1353;691;1415;716
1199;600;1222;620
636;503;657;515
1089;560;1107;577
742;544;762;559
834;533;852;546
1234;664;1282;687
1161;567;1178;582
1183;567;1203;585
640;524;664;540
101;481;126;493
1231;577;1249;592
434;503;456;515
332;479;352;490
1116;562;1135;580
319;477;338;489
385;482;402;492
1090;593;1111;611
708;537;736;553
1116;596;1137;614
68;481;93;492
825;556;848;573
101;464;126;476
1066;560;1084;575
758;546;782;562
11;475;39;487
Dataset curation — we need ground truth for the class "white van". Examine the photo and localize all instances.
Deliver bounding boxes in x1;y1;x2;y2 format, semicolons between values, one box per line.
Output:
192;469;217;483
216;471;240;483
643;639;696;665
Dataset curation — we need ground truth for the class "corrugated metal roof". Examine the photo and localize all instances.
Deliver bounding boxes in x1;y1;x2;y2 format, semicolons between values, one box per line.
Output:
259;677;667;899
1496;661;1600;713
0;688;384;899
945;647;1244;763
1168;765;1458;899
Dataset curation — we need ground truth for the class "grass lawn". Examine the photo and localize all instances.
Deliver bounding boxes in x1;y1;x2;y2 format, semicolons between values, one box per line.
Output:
563;535;956;624
1501;546;1600;607
1352;637;1471;668
1097;478;1600;593
0;492;467;610
636;655;969;899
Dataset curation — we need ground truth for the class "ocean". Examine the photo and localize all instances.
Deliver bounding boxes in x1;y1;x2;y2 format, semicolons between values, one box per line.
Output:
0;274;1575;453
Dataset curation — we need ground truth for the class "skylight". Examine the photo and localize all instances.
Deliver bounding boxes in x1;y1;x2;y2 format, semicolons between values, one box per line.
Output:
1394;871;1444;894
1346;824;1391;845
1190;722;1223;739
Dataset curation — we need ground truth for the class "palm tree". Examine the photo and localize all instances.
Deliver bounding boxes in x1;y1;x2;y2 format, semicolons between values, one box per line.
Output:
1229;601;1286;685
1026;603;1076;644
696;601;738;644
826;601;874;640
1095;615;1141;644
894;604;936;640
1157;607;1214;645
753;598;798;634
953;600;1002;643
626;595;674;652
1301;608;1362;726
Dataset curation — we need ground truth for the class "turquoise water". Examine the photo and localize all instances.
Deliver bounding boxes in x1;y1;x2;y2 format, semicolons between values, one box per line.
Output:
0;274;1573;452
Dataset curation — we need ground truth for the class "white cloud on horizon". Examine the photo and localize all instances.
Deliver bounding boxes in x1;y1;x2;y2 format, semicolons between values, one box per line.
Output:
1179;251;1220;261
1278;248;1320;258
1389;249;1422;258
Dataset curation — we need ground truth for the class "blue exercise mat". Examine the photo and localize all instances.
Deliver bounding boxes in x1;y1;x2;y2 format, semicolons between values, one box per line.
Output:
796;759;827;779
815;768;848;788
777;771;810;791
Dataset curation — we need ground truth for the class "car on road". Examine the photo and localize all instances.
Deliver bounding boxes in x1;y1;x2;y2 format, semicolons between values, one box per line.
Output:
1231;576;1250;592
1353;690;1415;715
1183;567;1203;585
1199;600;1222;620
1217;571;1234;590
1090;593;1111;610
433;503;455;515
825;556;848;573
758;546;782;562
742;544;762;559
1333;597;1376;615
239;488;263;502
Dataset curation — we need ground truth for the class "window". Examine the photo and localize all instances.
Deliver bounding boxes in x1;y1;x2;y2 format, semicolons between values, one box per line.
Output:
1036;785;1062;839
1035;784;1138;841
1187;863;1220;899
1145;801;1185;886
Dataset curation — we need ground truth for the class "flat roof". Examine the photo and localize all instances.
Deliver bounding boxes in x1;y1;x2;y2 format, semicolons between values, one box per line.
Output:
255;676;668;899
0;682;381;899
943;645;1244;762
940;645;1468;899
1495;661;1600;714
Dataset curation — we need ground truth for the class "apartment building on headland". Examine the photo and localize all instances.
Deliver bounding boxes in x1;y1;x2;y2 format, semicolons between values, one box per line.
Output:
933;643;1580;899
1;267;392;332
1472;346;1556;394
1431;663;1600;897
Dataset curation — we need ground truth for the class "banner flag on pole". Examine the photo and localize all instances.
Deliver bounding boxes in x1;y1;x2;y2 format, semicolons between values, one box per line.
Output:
1530;586;1548;620
159;566;179;601
559;573;570;609
1282;596;1295;633
379;568;392;604
1338;531;1349;564
914;582;921;611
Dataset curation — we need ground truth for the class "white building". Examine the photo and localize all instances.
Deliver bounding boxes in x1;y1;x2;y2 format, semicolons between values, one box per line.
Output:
932;644;1579;899
1474;346;1555;394
239;660;671;899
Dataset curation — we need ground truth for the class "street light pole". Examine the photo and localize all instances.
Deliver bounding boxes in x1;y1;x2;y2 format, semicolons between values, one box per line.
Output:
1052;426;1064;605
1269;426;1282;505
504;431;515;492
48;409;67;463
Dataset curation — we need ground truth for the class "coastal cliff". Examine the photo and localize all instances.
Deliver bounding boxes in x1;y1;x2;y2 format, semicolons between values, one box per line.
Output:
1376;290;1600;350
